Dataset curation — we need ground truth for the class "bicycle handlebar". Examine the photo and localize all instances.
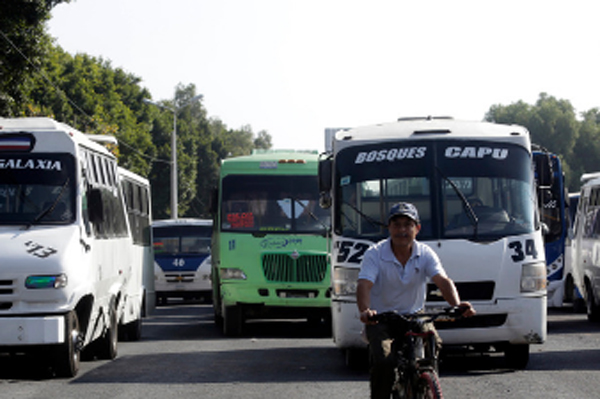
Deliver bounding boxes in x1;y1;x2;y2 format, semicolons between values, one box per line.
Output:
368;306;467;324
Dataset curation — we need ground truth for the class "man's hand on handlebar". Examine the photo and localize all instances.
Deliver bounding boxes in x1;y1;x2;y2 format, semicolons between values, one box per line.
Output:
360;308;377;325
456;302;476;318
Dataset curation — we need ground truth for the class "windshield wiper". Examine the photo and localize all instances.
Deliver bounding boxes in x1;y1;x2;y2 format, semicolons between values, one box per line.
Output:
435;167;478;238
23;178;70;230
292;198;330;232
342;200;387;230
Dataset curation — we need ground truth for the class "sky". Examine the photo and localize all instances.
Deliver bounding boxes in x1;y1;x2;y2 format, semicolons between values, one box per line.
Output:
48;0;600;152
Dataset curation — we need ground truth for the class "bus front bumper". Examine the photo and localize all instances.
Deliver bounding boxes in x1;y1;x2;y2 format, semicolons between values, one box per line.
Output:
0;315;65;346
331;295;547;350
220;282;331;309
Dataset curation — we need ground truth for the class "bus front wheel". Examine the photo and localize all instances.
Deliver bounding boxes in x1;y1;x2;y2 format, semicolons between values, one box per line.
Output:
585;281;600;322
505;344;529;369
223;305;243;336
96;303;118;359
53;311;81;378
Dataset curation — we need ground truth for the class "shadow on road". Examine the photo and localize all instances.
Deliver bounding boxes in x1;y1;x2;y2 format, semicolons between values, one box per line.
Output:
2;303;600;382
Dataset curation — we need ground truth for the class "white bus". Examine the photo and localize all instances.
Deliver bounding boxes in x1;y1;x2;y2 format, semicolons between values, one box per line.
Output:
568;172;600;321
119;167;155;333
0;117;153;377
152;218;213;304
319;117;547;369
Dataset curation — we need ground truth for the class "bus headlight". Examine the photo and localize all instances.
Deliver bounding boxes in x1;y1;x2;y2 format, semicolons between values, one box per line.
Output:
520;262;546;292
220;268;247;280
333;267;359;296
25;274;68;289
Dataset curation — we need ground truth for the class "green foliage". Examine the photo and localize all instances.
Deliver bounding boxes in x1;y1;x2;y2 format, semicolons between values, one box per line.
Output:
0;1;281;219
485;92;600;192
25;46;157;177
0;0;70;115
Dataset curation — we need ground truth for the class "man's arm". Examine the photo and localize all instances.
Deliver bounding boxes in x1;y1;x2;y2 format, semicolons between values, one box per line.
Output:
357;278;376;324
431;274;476;317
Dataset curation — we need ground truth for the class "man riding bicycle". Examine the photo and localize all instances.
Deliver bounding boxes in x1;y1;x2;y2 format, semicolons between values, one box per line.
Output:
357;202;475;399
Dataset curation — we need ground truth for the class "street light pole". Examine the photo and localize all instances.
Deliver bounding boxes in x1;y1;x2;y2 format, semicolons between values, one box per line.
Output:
144;93;203;219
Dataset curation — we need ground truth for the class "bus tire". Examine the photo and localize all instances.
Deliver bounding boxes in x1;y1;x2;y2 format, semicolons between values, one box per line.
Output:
505;343;529;369
121;317;142;342
585;281;600;322
223;305;243;336
214;308;224;328
122;299;144;341
53;311;81;378
96;304;119;359
345;348;369;370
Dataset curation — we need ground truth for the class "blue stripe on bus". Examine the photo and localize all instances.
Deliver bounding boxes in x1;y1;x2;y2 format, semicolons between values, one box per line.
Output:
155;254;210;272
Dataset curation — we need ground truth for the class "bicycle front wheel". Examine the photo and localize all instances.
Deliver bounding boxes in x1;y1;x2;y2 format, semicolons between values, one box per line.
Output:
416;370;443;399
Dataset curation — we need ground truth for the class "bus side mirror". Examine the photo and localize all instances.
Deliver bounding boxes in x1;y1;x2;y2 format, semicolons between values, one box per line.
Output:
209;187;219;215
318;157;332;209
318;157;332;193
88;188;104;223
535;153;553;188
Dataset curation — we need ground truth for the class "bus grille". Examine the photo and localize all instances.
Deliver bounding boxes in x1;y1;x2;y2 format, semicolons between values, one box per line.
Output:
0;279;14;310
427;281;495;302
262;254;327;283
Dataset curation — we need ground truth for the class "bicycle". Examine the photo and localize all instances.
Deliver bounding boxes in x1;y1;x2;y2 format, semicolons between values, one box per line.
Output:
369;306;465;399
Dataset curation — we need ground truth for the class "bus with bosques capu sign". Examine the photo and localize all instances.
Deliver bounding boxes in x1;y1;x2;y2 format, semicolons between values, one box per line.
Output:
319;117;547;369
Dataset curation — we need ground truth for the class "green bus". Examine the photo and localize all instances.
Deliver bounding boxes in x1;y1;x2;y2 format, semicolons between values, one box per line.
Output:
211;150;331;336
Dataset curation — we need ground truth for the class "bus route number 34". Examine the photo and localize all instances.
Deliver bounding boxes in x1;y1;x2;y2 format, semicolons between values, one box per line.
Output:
508;238;538;262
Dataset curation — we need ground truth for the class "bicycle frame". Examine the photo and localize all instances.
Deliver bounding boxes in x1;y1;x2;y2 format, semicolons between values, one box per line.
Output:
371;309;460;399
391;319;439;397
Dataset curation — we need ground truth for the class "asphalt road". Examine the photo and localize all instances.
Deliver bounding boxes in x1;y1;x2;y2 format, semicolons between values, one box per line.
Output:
1;303;599;399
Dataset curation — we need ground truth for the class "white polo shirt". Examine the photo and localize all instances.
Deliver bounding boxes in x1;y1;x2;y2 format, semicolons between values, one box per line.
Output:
358;238;446;314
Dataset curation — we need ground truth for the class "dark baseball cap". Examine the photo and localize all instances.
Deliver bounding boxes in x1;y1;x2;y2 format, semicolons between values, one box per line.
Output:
388;202;420;224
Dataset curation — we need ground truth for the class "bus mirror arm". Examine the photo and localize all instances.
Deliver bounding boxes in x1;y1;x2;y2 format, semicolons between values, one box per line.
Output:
541;222;549;237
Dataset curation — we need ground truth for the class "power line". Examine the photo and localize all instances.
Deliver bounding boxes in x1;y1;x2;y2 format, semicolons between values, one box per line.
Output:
0;27;171;166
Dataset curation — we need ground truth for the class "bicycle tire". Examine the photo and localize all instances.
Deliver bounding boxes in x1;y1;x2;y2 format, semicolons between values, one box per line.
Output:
416;370;443;399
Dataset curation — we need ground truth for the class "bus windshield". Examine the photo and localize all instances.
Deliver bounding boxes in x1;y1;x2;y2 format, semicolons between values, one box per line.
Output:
0;153;76;225
335;140;536;241
153;225;212;256
220;175;330;234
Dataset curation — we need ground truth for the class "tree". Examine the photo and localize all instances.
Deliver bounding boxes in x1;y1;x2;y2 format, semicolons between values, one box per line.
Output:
145;83;208;219
485;93;581;191
0;0;70;116
572;109;600;185
1;1;273;219
25;46;156;177
254;130;272;149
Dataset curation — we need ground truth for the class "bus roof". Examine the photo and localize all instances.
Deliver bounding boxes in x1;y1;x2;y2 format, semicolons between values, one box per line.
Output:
118;166;150;186
152;218;213;228
581;172;600;184
332;118;530;151
220;150;320;175
0;117;116;156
